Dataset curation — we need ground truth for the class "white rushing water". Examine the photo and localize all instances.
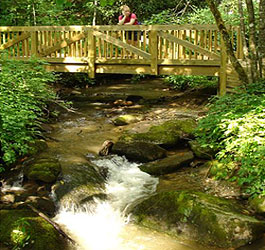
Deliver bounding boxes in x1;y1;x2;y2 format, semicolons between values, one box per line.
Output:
54;155;159;250
1;171;25;193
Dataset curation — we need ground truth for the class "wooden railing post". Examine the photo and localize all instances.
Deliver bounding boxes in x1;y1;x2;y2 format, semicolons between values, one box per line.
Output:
149;26;158;75
219;34;227;96
87;28;95;78
31;31;38;56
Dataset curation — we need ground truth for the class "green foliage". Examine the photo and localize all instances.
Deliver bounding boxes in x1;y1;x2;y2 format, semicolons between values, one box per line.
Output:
164;75;218;90
144;10;181;25
130;74;146;83
0;53;57;166
11;218;32;250
195;81;265;197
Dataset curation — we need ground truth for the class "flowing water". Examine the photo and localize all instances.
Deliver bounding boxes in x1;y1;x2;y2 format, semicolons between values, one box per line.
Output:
32;79;264;250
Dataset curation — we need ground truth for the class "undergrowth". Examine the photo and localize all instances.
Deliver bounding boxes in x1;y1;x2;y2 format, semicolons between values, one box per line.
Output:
164;75;218;90
0;53;58;169
195;81;265;197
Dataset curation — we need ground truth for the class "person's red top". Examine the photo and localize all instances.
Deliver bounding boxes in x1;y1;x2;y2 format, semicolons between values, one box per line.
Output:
118;13;139;25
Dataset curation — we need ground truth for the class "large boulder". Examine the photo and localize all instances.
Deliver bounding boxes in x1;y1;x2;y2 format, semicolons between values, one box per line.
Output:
24;158;61;183
119;118;197;148
132;191;265;248
52;162;106;207
139;151;194;175
0;209;66;250
111;141;167;163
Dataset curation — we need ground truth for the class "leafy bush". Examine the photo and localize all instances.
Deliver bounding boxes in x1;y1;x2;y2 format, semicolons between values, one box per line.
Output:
195;81;265;197
164;75;217;90
0;53;57;167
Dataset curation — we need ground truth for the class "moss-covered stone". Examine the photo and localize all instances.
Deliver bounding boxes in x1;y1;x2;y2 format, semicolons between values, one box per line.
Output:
27;140;48;156
0;209;66;250
24;158;61;183
249;196;265;214
188;140;216;159
111;141;167;163
52;162;106;207
139;151;194;175
119;118;197;148
113;115;142;126
132;191;265;248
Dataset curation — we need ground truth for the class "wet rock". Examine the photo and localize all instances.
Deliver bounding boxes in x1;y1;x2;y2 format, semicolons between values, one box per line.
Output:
249;196;265;215
113;114;143;126
25;196;56;216
27;139;48;156
24;158;61;183
52;162;106;207
1;194;15;203
113;99;133;106
111;141;167;163
132;191;265;248
188;140;216;159
139;151;194;175
98;140;114;156
119;118;197;148
0;209;66;250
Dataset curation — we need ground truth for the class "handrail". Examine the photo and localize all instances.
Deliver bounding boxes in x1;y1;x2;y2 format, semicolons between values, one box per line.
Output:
0;24;220;32
0;24;244;93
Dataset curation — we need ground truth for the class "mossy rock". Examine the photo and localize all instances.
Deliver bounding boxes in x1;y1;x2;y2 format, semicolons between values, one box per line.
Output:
119;118;197;148
0;209;66;250
139;151;194;175
52;162;106;207
111;141;167;163
113;115;142;126
24;158;61;183
188;140;216;159
132;191;265;248
249;196;265;214
27;139;48;156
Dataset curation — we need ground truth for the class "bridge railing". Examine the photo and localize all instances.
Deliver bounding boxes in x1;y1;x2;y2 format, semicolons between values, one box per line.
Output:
0;25;243;61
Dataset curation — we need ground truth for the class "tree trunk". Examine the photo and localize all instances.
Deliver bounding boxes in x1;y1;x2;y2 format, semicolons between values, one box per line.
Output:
245;0;258;81
238;0;252;82
259;0;265;77
92;0;98;26
206;0;249;85
32;0;37;26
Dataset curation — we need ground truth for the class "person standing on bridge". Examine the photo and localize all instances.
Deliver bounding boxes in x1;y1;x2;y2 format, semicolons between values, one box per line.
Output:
118;5;139;47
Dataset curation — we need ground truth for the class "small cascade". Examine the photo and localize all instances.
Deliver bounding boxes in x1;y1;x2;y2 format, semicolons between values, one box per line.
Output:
1;171;25;193
54;155;159;250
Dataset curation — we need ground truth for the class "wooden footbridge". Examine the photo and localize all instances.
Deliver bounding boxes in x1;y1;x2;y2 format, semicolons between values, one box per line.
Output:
0;25;244;95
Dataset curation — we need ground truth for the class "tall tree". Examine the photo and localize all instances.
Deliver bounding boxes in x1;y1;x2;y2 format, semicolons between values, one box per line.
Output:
206;0;249;85
245;0;258;81
238;0;252;82
259;0;265;77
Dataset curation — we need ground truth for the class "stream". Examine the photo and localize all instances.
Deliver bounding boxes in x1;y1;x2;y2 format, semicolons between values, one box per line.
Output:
26;78;265;249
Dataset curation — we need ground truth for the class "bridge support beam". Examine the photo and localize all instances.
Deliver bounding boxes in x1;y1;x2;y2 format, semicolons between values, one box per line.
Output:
149;27;158;75
87;29;95;78
31;31;38;56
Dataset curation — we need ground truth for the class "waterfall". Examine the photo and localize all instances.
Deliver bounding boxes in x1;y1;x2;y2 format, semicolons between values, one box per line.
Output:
54;155;159;250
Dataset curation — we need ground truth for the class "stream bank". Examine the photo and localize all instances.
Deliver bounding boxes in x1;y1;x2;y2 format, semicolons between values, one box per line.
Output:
1;77;264;250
